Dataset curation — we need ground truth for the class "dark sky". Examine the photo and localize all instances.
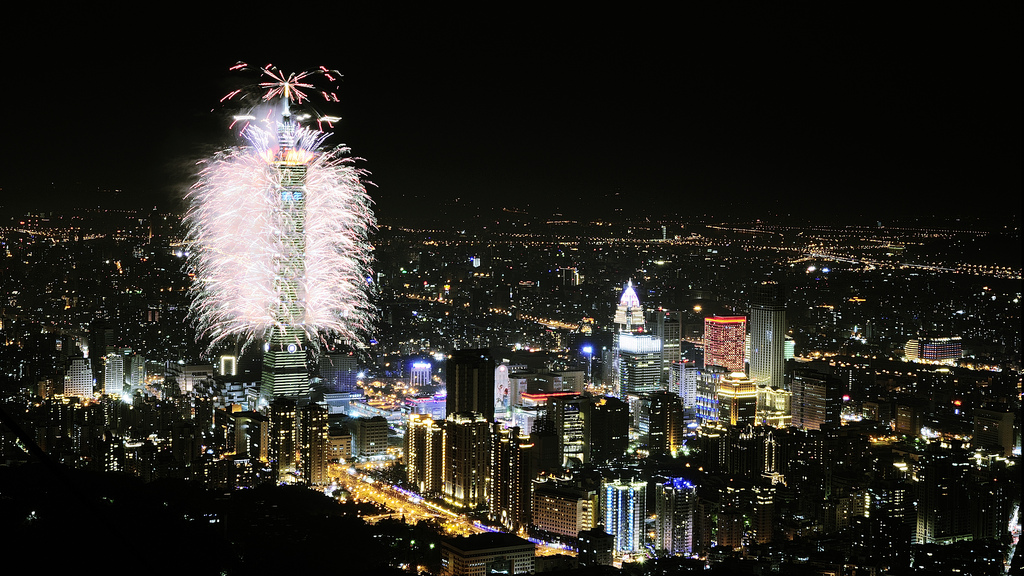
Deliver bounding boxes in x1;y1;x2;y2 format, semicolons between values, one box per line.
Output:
2;5;1019;221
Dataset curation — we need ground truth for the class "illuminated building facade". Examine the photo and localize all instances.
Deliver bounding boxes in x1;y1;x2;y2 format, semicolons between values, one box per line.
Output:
548;394;592;465
648;391;685;457
440;533;535;576
299;402;329;485
703;316;747;372
489;424;533;532
269;397;298;482
531;478;598;541
103;353;124;396
601;476;647;554
261;118;311;400
443;412;490;510
64;357;94;397
748;282;786;389
654;477;696;556
905;336;963;363
617;333;662;396
756;384;791;428
717;372;757;427
406;414;444;494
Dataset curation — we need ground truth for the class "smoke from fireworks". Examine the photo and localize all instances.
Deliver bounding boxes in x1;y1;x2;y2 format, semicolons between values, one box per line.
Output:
185;63;375;350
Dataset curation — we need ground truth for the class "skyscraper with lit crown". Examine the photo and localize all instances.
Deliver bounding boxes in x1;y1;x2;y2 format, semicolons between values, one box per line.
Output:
260;110;311;400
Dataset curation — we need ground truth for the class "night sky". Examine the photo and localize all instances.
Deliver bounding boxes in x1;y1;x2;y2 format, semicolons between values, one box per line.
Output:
2;5;1019;221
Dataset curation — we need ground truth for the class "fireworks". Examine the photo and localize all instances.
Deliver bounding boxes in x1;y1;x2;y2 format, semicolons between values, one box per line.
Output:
185;64;375;350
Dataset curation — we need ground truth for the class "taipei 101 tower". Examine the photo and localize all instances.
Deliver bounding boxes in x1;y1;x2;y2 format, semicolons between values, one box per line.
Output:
261;103;310;399
185;63;376;403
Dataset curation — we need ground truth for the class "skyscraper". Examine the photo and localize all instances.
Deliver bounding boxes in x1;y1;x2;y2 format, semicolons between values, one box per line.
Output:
260;116;311;400
299;402;329;485
790;369;841;431
269;397;297;482
601;476;647;554
489;423;533;532
748;282;786;389
617;333;662;396
717;372;758;427
446;349;495;421
703;316;747;372
654;477;697;556
442;412;490;510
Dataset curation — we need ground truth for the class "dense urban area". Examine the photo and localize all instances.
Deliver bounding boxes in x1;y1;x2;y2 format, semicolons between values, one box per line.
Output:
0;206;1020;575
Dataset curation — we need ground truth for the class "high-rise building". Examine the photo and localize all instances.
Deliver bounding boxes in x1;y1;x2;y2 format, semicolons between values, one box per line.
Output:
617;333;662;396
654;477;697;556
64;357;94;397
102;353;124;396
756;384;792;428
299;402;329;485
406;414;444;494
703;316;747;372
531;478;599;542
443;412;490;510
260;117;313;400
354;416;389;458
613;281;645;332
600;476;647;554
489;424;534;532
790;370;842;431
671;360;699;407
654;310;682;383
695;365;726;423
547;394;592;465
590;396;629;464
748;282;786;389
972;407;1015;457
410;361;432;388
717;372;757;427
127;353;146;393
269;397;298;481
648;391;685;457
319;352;359;392
446;349;495;422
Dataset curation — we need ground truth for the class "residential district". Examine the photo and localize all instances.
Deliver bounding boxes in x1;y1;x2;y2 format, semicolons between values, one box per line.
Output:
0;207;1019;575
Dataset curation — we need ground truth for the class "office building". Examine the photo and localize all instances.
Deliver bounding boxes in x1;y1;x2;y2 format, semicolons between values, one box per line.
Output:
748;282;786;389
319;352;360;392
590;396;630;464
790;370;842;431
617;333;662;396
547;394;592;465
718;372;757;427
354;415;389;458
65;357;94;397
973;407;1015;457
648;390;685;457
446;349;495;422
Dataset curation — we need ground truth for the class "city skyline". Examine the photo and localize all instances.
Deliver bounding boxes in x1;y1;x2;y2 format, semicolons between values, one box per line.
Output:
1;6;1019;220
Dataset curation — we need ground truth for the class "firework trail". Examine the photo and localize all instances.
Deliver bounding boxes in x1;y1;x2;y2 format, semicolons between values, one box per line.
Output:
185;63;375;350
